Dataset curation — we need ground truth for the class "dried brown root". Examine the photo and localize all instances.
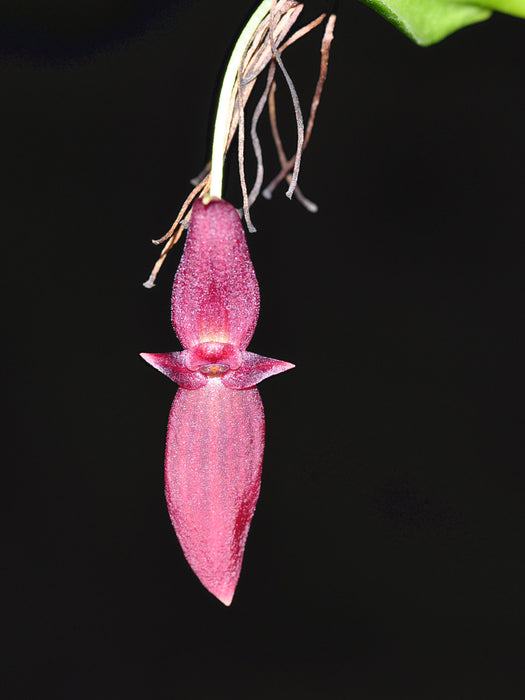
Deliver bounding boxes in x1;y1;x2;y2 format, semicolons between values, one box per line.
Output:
248;61;277;208
265;81;318;212
263;13;336;201
143;174;210;287
144;4;336;287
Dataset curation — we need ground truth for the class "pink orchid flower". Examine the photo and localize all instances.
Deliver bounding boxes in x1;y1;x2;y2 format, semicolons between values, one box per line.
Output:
141;197;294;605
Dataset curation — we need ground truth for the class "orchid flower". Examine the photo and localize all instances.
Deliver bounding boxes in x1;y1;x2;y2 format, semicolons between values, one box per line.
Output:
141;198;293;605
141;1;335;605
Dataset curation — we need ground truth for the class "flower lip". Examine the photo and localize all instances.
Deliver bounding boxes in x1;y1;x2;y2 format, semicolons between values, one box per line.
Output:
199;363;230;377
185;341;242;372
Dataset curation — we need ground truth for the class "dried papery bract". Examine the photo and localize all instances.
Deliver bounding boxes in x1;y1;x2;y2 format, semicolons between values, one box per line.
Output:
143;3;336;287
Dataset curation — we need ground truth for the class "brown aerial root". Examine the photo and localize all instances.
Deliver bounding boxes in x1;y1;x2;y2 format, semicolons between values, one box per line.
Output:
263;13;336;201
144;4;336;287
143;174;210;288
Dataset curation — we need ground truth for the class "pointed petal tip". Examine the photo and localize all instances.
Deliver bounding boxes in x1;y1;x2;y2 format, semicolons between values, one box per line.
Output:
209;581;236;606
140;352;158;368
195;573;237;607
197;569;238;607
216;590;234;607
140;351;162;366
196;571;237;606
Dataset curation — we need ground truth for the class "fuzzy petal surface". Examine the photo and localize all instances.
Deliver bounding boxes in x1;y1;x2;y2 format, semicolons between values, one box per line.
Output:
222;352;295;389
171;198;260;349
165;382;264;605
140;352;206;389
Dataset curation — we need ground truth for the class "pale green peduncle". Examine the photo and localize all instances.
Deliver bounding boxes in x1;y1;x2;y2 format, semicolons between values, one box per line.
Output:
208;0;273;200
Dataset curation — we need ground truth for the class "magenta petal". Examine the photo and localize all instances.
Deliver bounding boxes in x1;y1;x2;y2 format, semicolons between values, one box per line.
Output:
171;198;260;349
140;352;206;389
165;382;264;605
222;351;295;389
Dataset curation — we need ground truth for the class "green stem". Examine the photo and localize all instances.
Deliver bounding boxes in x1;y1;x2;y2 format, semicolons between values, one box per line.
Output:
208;0;273;200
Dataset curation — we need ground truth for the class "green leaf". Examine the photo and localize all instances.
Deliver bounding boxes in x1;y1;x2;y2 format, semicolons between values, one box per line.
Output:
360;0;525;46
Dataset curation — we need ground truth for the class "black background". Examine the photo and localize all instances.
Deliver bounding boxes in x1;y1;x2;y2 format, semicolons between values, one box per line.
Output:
3;1;525;697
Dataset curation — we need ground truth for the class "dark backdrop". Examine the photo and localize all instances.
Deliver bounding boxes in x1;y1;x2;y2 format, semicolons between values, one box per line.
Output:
3;1;524;697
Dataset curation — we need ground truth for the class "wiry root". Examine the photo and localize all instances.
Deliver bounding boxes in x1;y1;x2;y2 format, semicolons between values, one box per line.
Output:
144;3;336;287
263;13;336;202
143;174;210;287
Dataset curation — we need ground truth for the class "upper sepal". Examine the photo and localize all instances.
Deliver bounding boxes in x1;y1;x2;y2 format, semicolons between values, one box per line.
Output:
140;352;207;389
171;198;260;349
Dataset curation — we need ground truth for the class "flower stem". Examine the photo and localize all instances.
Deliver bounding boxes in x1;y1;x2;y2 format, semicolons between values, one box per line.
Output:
208;0;273;200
